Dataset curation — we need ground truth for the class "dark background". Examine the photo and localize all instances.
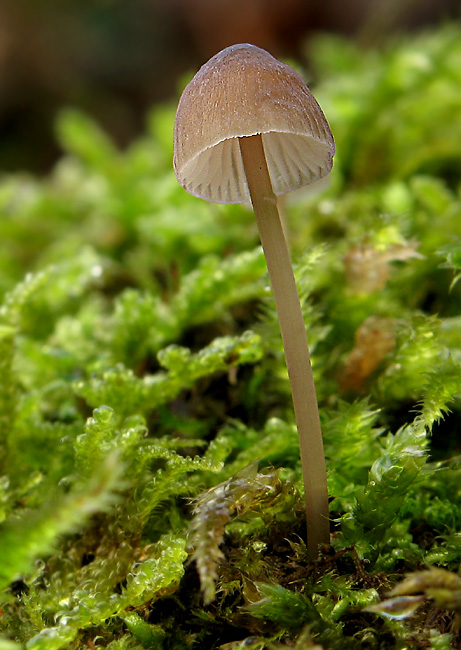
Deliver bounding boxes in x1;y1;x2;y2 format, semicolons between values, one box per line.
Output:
0;0;459;173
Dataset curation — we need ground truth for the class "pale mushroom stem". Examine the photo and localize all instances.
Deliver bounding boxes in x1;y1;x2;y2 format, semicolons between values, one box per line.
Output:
239;133;330;559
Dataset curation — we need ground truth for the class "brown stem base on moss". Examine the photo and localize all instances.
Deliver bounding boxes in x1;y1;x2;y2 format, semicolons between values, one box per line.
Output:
239;133;330;560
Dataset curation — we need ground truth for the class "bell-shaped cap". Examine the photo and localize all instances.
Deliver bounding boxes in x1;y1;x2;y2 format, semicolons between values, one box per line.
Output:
173;43;335;204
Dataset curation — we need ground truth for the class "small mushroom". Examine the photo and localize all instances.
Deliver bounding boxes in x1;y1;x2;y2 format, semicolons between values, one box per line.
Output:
174;43;335;559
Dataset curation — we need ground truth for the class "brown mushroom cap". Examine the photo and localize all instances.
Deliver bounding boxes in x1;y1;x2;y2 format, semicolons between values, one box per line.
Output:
173;43;335;204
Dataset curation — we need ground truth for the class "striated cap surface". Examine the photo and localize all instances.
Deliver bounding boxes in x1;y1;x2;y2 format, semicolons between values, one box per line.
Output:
174;43;335;204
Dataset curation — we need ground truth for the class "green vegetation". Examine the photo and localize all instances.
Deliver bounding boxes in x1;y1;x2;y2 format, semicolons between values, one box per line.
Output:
1;24;460;649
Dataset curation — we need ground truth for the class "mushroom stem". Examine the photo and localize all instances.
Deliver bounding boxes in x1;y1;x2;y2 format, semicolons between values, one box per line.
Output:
239;134;330;559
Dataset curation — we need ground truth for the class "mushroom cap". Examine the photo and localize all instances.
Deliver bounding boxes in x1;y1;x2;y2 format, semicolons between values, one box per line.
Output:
173;43;335;204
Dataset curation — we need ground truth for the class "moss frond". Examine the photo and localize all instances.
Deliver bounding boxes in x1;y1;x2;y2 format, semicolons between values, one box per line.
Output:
188;466;294;604
74;330;262;416
0;452;124;596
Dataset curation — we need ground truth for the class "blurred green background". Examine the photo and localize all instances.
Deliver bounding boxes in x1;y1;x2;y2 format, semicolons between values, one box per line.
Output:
0;0;460;173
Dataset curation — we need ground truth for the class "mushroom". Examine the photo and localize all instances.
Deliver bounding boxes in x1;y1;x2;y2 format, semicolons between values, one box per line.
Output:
173;43;335;559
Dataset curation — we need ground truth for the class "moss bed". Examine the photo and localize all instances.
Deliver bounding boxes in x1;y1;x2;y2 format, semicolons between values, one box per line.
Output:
0;24;460;650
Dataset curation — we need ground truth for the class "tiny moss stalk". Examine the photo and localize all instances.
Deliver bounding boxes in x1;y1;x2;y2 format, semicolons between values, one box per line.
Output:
239;134;329;559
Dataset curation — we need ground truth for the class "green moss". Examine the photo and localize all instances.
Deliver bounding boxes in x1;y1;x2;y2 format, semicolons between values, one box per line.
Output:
1;23;461;650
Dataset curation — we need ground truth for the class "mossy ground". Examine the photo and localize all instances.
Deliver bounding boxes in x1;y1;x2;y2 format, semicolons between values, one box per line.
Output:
0;24;460;650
